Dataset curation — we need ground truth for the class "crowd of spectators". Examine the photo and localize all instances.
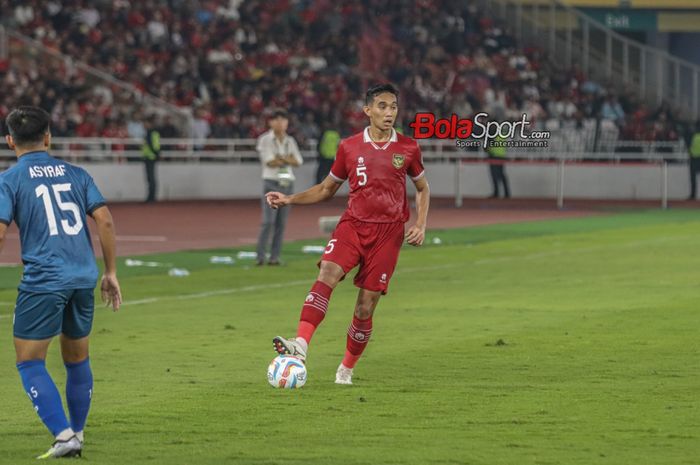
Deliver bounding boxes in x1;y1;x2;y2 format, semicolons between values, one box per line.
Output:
0;0;685;147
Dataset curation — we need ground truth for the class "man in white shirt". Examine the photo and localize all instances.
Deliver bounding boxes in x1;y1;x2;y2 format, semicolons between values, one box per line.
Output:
191;108;211;151
256;109;303;265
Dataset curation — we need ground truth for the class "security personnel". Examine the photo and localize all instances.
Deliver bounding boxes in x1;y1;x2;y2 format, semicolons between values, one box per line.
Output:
316;127;340;184
688;121;700;200
486;135;510;198
142;119;161;203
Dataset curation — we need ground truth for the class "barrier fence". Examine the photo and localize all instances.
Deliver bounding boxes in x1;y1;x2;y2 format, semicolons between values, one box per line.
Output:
0;137;690;210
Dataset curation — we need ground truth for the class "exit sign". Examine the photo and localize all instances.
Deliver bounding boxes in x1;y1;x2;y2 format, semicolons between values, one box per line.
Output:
605;13;632;28
582;8;658;30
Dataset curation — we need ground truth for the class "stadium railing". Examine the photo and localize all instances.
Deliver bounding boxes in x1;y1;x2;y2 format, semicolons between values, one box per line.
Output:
478;0;700;121
0;136;685;163
0;136;688;209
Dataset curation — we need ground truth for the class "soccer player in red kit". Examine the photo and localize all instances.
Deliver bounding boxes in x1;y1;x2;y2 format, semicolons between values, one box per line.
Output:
266;83;430;384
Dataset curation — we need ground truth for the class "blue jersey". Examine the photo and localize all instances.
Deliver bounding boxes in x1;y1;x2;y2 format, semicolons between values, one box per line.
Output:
0;151;106;292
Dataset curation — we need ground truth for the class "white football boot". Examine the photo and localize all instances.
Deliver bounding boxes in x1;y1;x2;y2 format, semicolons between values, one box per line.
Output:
36;436;82;459
335;364;353;385
272;336;307;362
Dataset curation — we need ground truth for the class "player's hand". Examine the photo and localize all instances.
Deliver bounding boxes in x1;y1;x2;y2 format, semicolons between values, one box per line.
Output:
266;191;290;209
405;224;426;246
100;273;122;311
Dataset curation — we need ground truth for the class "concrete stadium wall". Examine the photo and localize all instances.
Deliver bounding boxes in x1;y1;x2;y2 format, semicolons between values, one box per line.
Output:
81;162;692;202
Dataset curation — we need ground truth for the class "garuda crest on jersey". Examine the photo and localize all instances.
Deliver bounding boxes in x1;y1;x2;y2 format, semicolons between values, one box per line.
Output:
392;154;405;169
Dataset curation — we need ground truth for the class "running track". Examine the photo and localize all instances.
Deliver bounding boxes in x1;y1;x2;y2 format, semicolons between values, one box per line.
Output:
1;197;696;264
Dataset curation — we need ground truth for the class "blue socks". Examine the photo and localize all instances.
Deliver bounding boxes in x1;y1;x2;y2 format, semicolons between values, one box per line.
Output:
16;360;70;437
65;358;93;433
16;358;93;437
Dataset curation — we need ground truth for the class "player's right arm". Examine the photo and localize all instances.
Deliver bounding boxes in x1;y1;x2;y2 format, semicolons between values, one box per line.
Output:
266;175;342;209
267;138;347;209
91;206;122;311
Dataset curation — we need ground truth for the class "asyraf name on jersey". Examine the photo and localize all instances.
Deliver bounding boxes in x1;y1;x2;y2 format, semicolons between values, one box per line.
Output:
29;164;66;178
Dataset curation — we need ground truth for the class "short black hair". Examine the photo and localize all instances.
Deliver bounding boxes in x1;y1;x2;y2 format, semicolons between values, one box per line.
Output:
269;108;288;119
5;106;51;146
365;83;399;105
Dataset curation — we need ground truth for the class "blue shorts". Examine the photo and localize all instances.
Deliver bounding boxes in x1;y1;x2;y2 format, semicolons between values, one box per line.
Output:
13;289;95;340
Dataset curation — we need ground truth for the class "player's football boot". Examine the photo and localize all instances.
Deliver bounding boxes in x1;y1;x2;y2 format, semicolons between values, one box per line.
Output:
334;364;353;385
36;436;82;459
272;336;307;362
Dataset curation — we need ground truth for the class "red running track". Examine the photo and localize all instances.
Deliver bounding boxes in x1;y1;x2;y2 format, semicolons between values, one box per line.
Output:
1;196;696;264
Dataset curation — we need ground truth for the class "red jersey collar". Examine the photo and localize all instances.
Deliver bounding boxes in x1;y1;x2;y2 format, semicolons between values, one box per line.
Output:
363;127;397;150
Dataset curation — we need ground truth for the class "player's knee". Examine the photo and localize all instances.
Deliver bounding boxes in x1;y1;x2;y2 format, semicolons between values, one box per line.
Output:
60;336;89;364
61;345;89;364
354;303;374;319
318;262;343;288
14;340;50;364
15;351;44;364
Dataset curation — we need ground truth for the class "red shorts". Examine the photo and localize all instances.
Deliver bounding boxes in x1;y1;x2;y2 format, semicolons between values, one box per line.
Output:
319;217;405;294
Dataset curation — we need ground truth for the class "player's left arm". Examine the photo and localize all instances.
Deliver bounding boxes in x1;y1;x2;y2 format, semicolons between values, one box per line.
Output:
406;175;430;246
0;179;12;253
91;205;122;311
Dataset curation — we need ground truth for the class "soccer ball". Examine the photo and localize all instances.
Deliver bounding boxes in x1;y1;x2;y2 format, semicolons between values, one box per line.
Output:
267;355;307;389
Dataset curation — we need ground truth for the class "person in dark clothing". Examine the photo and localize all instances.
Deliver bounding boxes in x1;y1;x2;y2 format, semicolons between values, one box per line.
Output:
486;135;510;198
142;119;161;203
688;121;700;200
316;127;341;185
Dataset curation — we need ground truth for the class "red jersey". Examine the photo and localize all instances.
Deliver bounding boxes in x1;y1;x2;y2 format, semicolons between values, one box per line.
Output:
330;127;425;223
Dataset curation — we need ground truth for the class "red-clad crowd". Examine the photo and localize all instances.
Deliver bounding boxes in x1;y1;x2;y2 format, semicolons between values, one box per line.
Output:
0;0;682;145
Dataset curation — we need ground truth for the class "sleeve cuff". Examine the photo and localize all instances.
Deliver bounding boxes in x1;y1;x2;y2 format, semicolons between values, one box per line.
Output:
0;218;10;225
410;170;426;181
329;171;346;183
87;202;106;216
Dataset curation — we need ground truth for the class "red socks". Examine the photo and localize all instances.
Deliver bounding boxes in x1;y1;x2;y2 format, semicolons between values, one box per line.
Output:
296;281;373;369
342;315;373;369
296;281;333;344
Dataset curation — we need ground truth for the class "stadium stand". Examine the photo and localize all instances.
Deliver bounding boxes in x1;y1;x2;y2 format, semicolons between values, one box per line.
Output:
0;0;686;146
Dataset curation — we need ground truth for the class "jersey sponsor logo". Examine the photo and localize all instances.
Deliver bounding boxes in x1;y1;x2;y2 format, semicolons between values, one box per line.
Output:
29;165;67;179
392;154;404;169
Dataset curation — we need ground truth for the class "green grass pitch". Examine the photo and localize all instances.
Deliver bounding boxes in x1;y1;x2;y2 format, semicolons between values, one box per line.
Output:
0;210;698;464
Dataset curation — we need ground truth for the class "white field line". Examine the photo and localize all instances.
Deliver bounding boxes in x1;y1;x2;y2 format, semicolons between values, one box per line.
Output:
121;234;692;307
122;280;312;307
0;234;692;313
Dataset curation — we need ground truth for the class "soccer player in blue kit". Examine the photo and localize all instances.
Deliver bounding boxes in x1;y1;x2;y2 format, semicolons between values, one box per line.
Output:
0;107;122;458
